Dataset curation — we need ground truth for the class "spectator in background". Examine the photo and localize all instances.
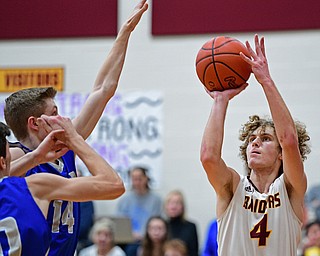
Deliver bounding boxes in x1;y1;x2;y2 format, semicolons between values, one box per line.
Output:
305;184;320;223
202;219;218;256
299;220;320;256
79;218;125;256
164;239;188;256
164;190;199;256
138;216;168;256
116;166;163;256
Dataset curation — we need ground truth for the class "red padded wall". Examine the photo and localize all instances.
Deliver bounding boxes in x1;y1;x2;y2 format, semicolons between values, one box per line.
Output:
152;0;320;35
0;0;117;39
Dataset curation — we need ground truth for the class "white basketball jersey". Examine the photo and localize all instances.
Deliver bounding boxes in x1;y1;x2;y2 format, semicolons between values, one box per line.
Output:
218;174;302;256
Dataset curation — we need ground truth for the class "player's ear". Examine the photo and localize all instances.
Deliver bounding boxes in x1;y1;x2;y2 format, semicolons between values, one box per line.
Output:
0;156;6;170
27;116;39;131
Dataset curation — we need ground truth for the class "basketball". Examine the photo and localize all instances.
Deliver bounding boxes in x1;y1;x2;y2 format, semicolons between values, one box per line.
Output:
195;36;252;91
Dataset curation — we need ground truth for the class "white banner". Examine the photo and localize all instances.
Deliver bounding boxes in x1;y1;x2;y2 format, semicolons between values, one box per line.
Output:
0;91;164;188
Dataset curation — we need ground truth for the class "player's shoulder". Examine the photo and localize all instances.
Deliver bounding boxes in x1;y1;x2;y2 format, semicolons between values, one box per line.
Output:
9;146;26;161
229;167;241;190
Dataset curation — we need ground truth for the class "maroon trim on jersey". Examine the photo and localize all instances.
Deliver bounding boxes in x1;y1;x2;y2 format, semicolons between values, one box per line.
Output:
247;176;261;194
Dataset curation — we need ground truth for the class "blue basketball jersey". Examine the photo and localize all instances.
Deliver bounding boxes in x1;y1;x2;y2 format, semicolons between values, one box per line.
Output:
0;177;51;255
12;142;80;256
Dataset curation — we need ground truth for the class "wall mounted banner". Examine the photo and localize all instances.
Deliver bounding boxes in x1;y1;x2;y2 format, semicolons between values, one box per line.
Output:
0;90;163;187
0;67;64;92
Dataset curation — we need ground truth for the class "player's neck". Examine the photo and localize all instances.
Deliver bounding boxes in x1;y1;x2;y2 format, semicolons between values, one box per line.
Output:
20;134;41;151
249;169;279;193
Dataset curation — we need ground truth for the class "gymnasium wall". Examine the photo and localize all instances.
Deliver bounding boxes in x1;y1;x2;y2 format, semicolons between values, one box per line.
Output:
1;0;320;250
152;0;320;35
0;0;118;39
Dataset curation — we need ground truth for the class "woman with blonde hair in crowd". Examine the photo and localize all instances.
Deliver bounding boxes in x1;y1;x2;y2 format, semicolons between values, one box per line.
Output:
79;218;125;256
164;190;199;256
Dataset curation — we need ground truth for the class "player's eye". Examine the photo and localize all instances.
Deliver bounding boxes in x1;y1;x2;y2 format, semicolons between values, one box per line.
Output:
262;137;271;142
248;136;255;142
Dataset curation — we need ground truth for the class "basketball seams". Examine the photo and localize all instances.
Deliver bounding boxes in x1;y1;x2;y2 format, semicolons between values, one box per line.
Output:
215;61;247;81
195;36;251;91
213;39;239;49
213;53;242;57
201;39;239;51
203;63;214;89
195;55;213;66
212;37;225;90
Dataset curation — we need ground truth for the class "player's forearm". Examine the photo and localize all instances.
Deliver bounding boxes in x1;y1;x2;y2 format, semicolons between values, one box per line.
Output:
262;79;298;147
93;24;131;95
70;135;122;182
73;30;132;139
74;139;125;198
72;36;129;139
201;96;228;163
9;151;42;177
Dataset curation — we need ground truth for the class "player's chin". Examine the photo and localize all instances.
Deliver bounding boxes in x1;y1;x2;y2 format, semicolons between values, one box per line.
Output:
247;160;263;171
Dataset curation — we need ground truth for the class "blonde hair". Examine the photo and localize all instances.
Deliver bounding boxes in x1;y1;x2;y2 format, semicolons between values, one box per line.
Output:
89;217;115;242
239;115;311;175
164;239;188;256
165;190;186;219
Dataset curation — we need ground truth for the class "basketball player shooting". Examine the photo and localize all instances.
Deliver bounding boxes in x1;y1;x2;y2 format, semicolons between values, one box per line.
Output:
200;34;310;255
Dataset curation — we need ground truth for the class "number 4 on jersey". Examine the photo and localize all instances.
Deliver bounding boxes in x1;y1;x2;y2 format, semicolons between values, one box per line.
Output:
250;214;271;246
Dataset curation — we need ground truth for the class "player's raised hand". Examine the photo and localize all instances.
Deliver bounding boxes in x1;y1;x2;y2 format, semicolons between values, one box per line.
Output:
240;34;272;85
33;129;68;164
125;0;148;32
38;115;82;148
